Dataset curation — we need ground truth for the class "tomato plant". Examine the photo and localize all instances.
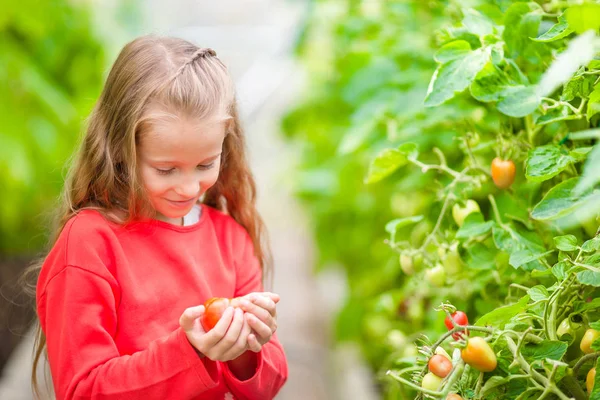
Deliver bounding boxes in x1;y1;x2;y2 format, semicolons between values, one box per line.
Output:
283;0;600;398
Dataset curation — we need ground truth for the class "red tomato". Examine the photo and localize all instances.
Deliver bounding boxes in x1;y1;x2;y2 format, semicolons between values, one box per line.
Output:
428;354;453;378
588;367;596;393
461;337;497;372
444;311;469;340
200;297;241;331
491;158;516;189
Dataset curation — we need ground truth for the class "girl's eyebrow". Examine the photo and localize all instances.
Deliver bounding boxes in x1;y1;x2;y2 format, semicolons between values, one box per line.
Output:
151;153;222;165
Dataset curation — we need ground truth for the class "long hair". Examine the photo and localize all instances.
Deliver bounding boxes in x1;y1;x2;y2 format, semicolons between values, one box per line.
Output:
20;35;272;399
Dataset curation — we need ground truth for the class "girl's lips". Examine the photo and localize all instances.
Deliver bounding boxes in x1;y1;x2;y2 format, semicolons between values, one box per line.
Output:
166;198;196;209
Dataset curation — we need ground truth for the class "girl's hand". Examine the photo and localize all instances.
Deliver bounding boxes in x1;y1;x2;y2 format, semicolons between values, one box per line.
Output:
239;292;280;351
179;305;253;361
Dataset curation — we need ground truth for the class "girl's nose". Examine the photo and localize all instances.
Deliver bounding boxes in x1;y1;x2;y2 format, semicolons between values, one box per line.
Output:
175;176;200;198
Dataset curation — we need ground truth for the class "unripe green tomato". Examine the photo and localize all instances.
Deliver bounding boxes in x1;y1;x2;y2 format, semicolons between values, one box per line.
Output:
421;372;444;391
386;329;407;349
452;200;480;227
442;243;463;275
425;264;446;287
580;329;600;354
557;315;588;360
399;253;414;275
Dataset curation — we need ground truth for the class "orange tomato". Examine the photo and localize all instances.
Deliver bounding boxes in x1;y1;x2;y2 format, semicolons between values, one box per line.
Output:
588;367;596;393
200;297;241;331
491;158;516;189
446;394;463;400
461;337;497;372
580;329;600;354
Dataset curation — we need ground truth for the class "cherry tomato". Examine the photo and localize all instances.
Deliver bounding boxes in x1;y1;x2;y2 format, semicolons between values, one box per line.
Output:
442;243;463;275
452;200;480;227
421;372;443;391
200;297;241;331
444;311;469;340
588;367;596;393
446;394;463;400
428;354;453;378
461;337;497;372
435;346;452;360
491;158;516;189
580;329;600;354
425;264;446;287
400;253;422;275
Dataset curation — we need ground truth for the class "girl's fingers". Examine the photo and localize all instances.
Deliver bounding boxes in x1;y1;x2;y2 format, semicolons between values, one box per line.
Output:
214;308;245;353
247;333;262;353
202;307;235;347
246;313;274;342
240;297;277;332
222;315;252;360
243;292;280;304
179;305;205;331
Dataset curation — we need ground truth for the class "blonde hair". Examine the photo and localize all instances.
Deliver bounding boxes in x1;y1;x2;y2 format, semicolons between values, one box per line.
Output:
21;35;272;399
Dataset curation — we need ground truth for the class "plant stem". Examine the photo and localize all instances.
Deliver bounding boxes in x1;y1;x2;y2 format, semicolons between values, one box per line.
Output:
573;351;600;375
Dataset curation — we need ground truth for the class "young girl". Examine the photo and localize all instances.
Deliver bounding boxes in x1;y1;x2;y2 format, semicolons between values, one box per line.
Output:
29;35;288;399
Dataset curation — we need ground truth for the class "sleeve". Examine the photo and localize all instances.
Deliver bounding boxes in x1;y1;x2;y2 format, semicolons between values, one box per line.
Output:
38;266;220;400
221;227;288;400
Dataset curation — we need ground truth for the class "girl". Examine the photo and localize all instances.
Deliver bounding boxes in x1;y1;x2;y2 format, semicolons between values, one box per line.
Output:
28;35;288;399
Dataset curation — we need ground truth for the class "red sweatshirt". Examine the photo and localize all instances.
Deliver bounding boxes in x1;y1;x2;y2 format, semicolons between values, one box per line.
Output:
36;204;288;400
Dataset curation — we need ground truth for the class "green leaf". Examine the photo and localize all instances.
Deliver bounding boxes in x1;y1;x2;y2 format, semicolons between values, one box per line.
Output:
565;3;600;34
574;298;600;313
531;178;595;220
462;8;495;36
521;341;568;361
527;285;549;301
456;213;494;239
425;47;489;107
496;85;540;117
509;249;552;270
475;295;530;328
532;13;573;42
385;216;424;243
562;74;596;102
480;376;510;398
554;235;579;251
582;237;600;253
552;261;570;281
576;270;600;286
470;62;512;102
526;145;574;182
434;40;472;63
503;2;543;58
465;243;497;270
575;144;600;194
587;85;600;121
365;143;418;184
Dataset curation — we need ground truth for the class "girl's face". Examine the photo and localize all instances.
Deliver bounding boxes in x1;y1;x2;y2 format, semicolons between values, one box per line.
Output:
138;114;226;225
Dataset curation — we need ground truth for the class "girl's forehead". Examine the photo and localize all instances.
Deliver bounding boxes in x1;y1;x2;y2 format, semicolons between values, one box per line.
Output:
140;115;226;160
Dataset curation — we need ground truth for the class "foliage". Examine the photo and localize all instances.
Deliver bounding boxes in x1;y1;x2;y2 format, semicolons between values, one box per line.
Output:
0;0;107;254
283;0;600;398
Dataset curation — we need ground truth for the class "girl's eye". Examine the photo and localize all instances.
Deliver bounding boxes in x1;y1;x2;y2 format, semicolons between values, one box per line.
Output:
197;162;215;171
156;168;175;175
